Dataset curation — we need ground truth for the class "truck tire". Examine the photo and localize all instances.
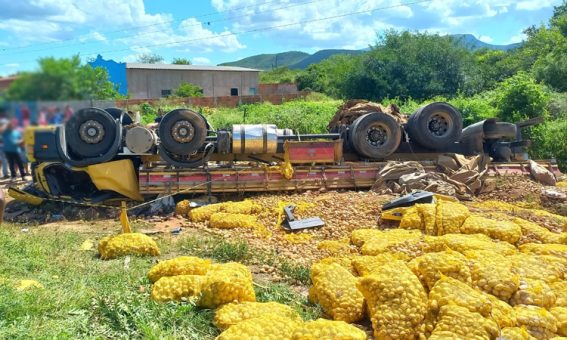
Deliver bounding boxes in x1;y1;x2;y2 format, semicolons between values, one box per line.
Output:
484;122;517;140
407;102;462;149
105;107;133;125
159;109;207;156
65;107;117;158
349;112;401;159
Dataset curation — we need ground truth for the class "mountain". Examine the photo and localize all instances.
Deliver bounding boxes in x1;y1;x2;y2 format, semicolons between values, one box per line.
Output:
219;34;521;70
451;34;521;51
219;51;309;70
288;49;365;69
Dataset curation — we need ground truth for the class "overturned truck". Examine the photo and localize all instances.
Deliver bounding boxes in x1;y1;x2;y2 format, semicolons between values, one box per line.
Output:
10;101;547;205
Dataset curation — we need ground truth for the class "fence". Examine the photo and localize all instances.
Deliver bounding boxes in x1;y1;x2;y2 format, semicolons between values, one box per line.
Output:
0;92;310;127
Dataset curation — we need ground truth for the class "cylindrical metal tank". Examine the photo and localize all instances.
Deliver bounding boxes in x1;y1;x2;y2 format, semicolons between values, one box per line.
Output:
232;124;278;154
125;126;157;154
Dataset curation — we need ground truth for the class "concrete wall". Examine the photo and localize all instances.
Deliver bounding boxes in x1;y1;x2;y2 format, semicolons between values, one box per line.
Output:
115;92;310;108
126;68;260;99
258;83;298;95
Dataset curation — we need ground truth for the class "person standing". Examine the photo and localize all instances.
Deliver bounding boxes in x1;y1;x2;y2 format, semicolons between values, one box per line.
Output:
0;120;26;181
0;124;9;179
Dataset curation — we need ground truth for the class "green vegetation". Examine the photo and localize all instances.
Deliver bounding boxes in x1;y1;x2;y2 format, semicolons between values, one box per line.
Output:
6;55;121;101
220;51;309;70
260;67;303;84
136;53;164;64
172;58;192;65
173;82;204;98
0;224;317;338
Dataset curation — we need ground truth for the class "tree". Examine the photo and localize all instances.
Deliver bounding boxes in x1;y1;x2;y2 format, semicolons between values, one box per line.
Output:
494;72;550;122
6;55;120;100
137;53;164;64
173;82;203;97
172;58;192;65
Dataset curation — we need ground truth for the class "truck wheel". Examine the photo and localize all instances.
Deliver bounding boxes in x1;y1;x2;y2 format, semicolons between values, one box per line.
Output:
484;122;517;140
159;109;207;156
407;102;462;149
105;107;133;125
349;112;401;159
65;107;117;158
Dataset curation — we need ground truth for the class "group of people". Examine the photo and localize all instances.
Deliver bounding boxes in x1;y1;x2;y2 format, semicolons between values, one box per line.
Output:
0;119;29;181
0;103;75;181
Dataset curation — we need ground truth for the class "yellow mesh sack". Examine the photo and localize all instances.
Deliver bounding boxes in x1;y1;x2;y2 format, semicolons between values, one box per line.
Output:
511;254;564;283
189;203;224;222
221;200;262;215
315;257;356;275
356;260;428;339
175;199;191;216
316;239;350;255
429;304;498;340
351;253;409;276
465;250;520;300
436;200;470;236
486;293;517;329
551;307;567;336
511;278;557;309
460;215;522;244
198;262;256;308
350;228;382;247
98;233;160;260
283;233;312;244
419;203;439;235
216;314;301;340
209;212;260;229
499;327;536;340
552;281;567;307
291;319;367;340
150;275;204;302
214;302;301;330
360;229;422;255
520;243;567;261
424;233;517;255
429;276;492;317
408;250;472;290
148;256;212;283
308;263;364;323
515;305;558;339
399;206;423;231
512;218;567;244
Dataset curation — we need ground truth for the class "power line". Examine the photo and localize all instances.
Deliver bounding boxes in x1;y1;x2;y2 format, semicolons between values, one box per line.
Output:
0;0;327;56
0;0;289;52
2;0;433;66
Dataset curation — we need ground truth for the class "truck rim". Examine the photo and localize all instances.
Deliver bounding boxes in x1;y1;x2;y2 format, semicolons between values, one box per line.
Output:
171;120;195;143
427;111;452;137
366;124;389;147
79;120;105;144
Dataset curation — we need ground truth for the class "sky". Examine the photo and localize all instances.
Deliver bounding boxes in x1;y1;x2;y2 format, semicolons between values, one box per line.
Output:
0;0;562;76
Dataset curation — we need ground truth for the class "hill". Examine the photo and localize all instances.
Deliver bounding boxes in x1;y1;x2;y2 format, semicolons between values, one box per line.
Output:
288;49;365;69
219;34;521;70
451;34;521;51
218;51;308;70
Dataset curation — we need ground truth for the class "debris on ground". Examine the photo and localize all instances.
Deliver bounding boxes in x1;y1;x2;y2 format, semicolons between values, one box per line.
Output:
371;155;488;200
15;279;44;291
529;159;557;186
327;100;406;131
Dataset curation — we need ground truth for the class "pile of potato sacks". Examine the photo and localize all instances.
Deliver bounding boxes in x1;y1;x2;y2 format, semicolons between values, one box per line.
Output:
147;256;367;339
307;199;567;339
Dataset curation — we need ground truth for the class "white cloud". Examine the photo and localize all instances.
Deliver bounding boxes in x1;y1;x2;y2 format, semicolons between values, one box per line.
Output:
516;0;558;11
192;57;212;65
3;63;19;68
507;33;527;44
0;0;245;55
478;35;494;43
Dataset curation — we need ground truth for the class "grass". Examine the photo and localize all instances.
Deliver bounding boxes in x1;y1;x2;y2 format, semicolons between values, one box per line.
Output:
0;223;317;338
